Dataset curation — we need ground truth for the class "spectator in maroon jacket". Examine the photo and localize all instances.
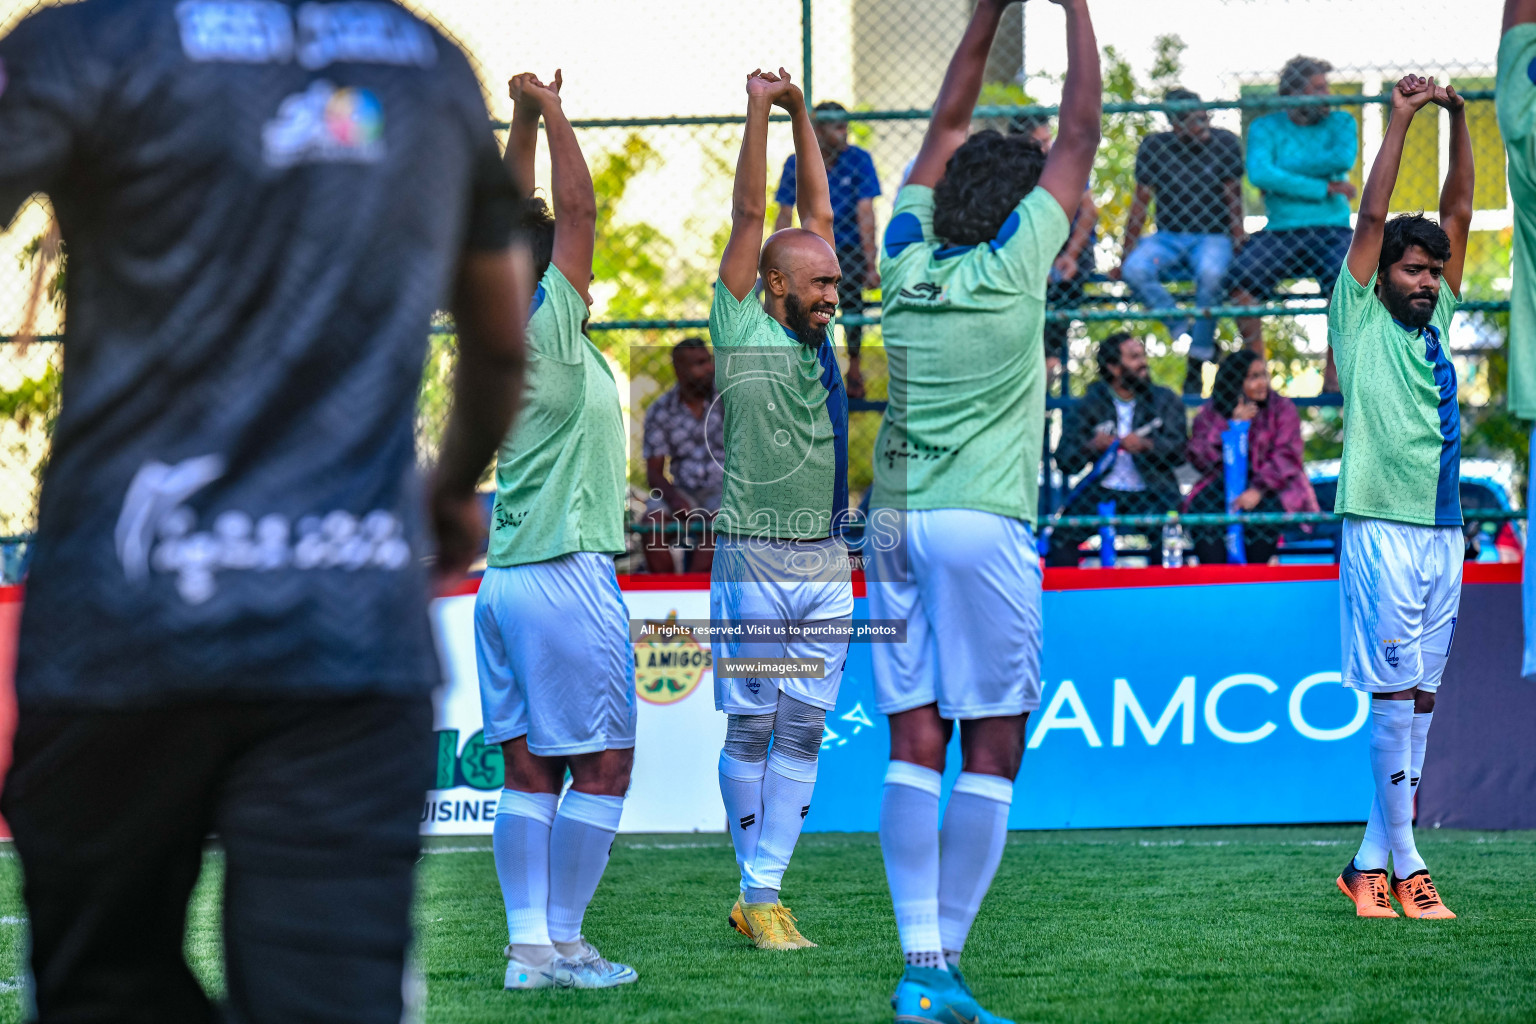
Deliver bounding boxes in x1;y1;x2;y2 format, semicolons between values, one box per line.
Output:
1183;349;1319;563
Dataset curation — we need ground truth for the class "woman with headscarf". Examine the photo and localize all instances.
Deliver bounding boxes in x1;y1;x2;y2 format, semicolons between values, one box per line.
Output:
1184;349;1319;563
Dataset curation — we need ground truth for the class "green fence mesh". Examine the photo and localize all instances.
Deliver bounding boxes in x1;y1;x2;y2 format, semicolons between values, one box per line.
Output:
0;0;1521;571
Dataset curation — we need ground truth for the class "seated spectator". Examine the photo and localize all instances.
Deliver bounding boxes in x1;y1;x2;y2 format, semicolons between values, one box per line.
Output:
1015;114;1100;387
1114;88;1245;395
1047;333;1188;566
642;337;723;572
774;100;880;398
1183;349;1319;564
1227;56;1358;390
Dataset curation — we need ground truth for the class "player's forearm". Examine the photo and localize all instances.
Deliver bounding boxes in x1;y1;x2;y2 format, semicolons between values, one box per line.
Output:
790;99;835;244
858;202;878;265
505;106;539;198
1358;111;1414;227
542;101;595;228
1054;0;1103;159
1506;0;1536;31
731;98;772;227
1225;180;1245;238
1440;107;1474;228
930;0;1009;136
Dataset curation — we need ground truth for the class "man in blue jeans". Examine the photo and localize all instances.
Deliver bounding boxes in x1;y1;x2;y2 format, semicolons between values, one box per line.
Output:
774;101;882;398
1229;55;1360;389
1116;88;1246;394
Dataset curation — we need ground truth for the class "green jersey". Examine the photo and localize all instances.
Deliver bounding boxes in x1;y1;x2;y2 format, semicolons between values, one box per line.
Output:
488;266;627;567
1499;23;1536;420
1329;264;1461;527
871;185;1070;523
708;280;848;540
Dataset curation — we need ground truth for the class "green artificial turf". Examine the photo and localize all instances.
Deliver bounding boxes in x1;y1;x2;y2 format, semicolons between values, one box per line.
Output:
0;827;1533;1023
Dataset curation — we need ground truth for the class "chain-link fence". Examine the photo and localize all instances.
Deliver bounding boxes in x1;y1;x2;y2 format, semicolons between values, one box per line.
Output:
0;0;1521;576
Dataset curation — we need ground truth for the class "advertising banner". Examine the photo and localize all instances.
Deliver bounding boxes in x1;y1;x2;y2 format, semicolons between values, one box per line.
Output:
422;575;1379;835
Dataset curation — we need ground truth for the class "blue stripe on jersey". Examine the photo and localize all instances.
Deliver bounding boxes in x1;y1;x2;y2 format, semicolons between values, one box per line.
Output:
1423;322;1462;525
528;283;547;320
988;210;1021;252
884;211;925;259
815;339;851;539
778;324;849;537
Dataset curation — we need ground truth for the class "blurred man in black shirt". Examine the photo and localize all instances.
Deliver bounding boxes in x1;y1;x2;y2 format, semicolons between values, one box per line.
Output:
0;2;529;1019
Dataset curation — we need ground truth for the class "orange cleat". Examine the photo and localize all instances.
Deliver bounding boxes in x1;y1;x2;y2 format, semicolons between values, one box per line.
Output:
1337;861;1399;917
1392;871;1456;919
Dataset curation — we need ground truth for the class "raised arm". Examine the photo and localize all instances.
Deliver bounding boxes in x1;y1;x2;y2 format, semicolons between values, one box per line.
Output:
782;75;835;249
719;70;792;299
1036;0;1103;218
1346;75;1435;287
504;75;540;199
906;0;1018;189
1506;0;1536;30
1435;84;1473;296
510;71;596;292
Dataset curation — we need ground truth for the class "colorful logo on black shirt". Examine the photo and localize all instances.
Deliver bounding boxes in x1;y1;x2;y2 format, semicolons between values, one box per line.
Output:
263;81;384;168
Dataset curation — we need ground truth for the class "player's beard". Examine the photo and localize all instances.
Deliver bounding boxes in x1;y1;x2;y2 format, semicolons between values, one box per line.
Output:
1381;279;1437;330
783;291;834;348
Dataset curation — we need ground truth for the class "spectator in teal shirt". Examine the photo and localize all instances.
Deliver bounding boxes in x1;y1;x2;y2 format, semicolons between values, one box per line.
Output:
1228;55;1359;388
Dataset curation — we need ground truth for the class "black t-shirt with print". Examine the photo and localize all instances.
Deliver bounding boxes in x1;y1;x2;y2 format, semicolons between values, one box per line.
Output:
0;0;520;707
1134;129;1245;235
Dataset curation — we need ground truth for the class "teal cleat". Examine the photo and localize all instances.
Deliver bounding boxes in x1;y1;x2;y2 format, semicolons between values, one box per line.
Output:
892;965;993;1024
552;937;639;989
949;968;1015;1024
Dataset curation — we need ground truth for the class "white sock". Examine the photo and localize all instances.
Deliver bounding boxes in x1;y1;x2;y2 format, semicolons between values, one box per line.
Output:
880;761;946;972
938;772;1014;966
745;748;818;901
1356;710;1432;871
718;751;765;896
493;788;558;952
547;790;625;948
1368;700;1426;878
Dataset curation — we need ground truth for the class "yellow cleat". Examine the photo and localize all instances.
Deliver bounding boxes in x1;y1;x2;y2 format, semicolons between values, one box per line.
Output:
735;900;817;950
729;898;751;937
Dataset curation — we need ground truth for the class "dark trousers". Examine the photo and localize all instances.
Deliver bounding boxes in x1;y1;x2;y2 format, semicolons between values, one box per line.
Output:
1045;484;1173;567
2;695;435;1024
1187;483;1284;564
837;247;869;354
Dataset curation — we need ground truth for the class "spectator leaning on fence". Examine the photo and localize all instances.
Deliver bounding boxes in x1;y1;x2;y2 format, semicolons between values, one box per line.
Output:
1114;88;1245;396
642;337;725;573
1014;114;1101;385
1047;333;1187;566
1183;349;1319;565
774;101;881;399
1228;55;1359;388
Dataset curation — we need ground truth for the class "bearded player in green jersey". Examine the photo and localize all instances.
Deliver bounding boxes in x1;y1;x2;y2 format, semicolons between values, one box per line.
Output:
710;68;854;952
1331;73;1471;922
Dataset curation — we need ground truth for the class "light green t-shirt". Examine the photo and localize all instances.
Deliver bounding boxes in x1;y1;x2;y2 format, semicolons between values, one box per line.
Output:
1499;22;1536;420
1329;263;1461;527
870;184;1070;523
487;266;627;567
708;280;844;540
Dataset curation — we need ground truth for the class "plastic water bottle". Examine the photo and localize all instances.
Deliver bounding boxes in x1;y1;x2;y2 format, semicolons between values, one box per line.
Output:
1161;522;1185;568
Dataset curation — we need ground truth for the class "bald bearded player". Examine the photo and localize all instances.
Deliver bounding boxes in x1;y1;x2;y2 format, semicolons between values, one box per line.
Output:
709;68;853;952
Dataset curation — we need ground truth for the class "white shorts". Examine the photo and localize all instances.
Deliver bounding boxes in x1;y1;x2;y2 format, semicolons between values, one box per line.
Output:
474;552;637;756
710;535;854;715
1339;517;1463;694
867;509;1043;719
